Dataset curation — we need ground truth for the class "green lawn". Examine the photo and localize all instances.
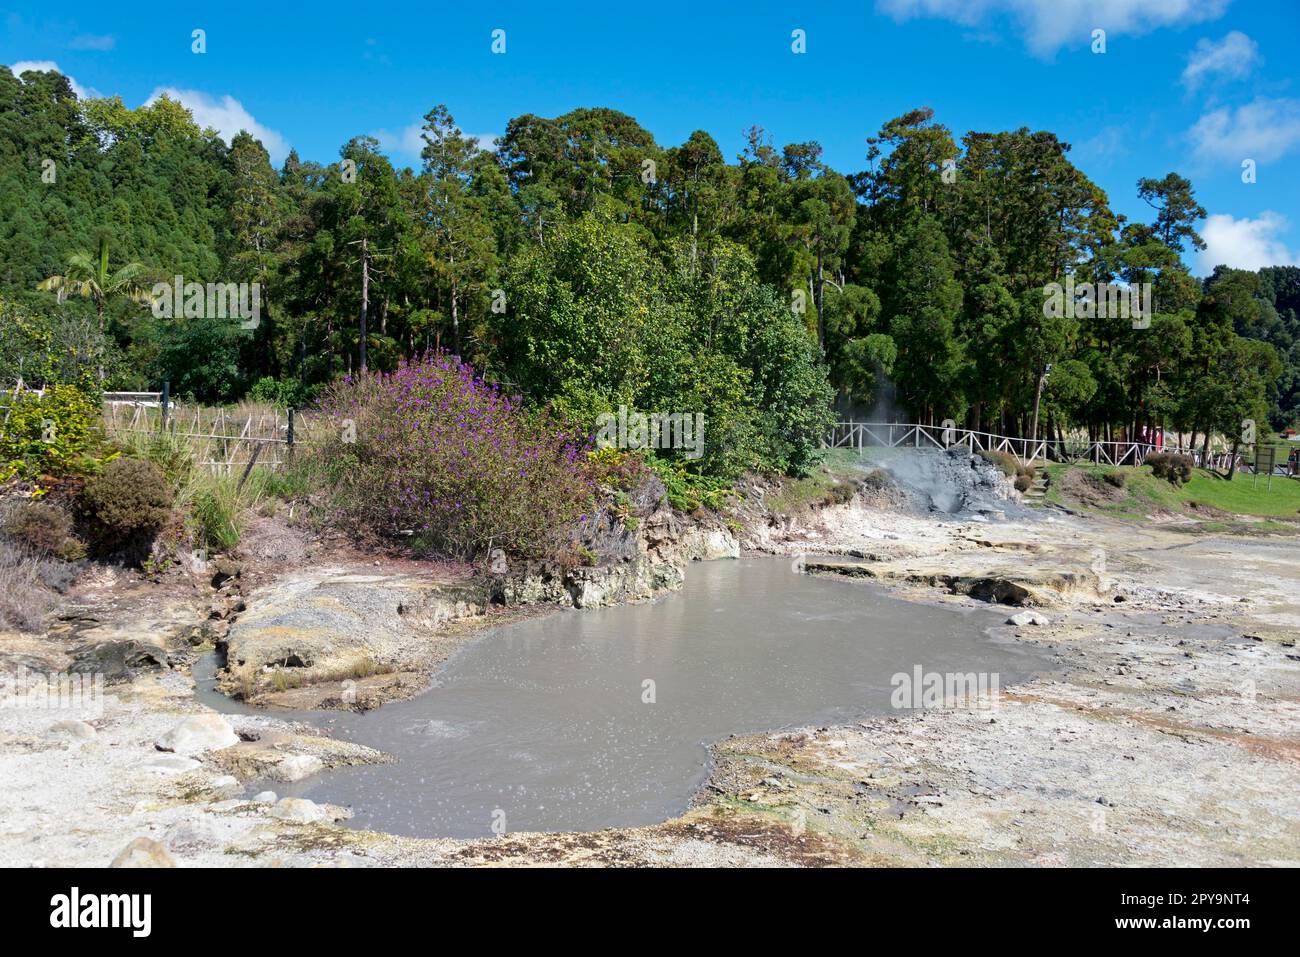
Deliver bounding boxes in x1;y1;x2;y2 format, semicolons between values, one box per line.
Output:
1045;461;1300;522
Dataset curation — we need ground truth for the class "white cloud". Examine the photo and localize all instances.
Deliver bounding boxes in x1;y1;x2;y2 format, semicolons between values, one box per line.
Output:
374;121;426;159
9;59;100;98
875;0;1229;57
374;123;498;162
1189;97;1300;163
1199;212;1300;273
1182;30;1259;90
145;87;288;163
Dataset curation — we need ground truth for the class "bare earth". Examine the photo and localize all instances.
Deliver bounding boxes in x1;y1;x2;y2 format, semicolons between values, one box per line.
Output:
2;495;1298;867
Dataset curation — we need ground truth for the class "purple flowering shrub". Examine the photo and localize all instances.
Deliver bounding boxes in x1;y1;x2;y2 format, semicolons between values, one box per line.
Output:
317;353;594;559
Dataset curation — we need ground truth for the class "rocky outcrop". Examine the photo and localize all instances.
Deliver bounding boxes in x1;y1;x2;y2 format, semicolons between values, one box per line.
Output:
493;474;739;609
216;567;490;700
804;558;1103;607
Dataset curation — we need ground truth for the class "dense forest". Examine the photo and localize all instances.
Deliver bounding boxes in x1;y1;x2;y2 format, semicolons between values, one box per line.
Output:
2;65;1298;479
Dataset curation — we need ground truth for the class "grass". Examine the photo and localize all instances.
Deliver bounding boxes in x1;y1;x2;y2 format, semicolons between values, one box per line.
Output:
114;430;313;551
1044;461;1300;523
766;452;865;515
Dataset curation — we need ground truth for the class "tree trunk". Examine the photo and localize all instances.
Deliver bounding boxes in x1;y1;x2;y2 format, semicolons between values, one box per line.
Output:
359;237;369;373
96;297;106;382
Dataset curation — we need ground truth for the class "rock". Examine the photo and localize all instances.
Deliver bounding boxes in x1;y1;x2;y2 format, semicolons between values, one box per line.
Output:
47;719;96;739
207;799;248;812
155;714;239;755
211;557;242;588
208;774;241;796
110;837;176;868
163;819;220;850
253;790;277;803
219;567;488;699
139;754;202;775
273;754;324;782
69;639;166;681
269;797;333;823
1007;611;1052;627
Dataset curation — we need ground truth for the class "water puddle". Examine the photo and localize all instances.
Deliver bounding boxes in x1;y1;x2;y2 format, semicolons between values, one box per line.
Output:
197;556;1053;839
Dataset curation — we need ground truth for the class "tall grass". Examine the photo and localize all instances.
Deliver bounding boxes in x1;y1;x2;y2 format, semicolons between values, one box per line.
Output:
114;431;292;551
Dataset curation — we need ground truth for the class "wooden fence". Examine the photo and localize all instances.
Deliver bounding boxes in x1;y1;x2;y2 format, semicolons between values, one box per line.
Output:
826;421;1268;473
102;400;318;475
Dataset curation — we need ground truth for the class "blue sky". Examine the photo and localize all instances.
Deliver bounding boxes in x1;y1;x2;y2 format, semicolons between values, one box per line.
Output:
4;0;1299;275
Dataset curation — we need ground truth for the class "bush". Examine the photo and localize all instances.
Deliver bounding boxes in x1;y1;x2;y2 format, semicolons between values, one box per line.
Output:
646;455;732;512
316;352;594;559
861;469;895;492
0;540;64;631
1103;471;1127;489
3;501;71;552
1146;452;1194;486
978;449;1020;478
0;384;103;482
585;447;653;493
1;501;85;560
248;376;314;409
979;449;1035;491
81;458;173;543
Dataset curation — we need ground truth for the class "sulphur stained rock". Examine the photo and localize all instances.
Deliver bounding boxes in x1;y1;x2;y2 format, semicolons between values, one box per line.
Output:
110;837;177;868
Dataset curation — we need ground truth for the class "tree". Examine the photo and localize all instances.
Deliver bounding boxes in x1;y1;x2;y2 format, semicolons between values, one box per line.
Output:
419;105;496;354
37;237;152;379
1137;173;1206;254
879;215;964;424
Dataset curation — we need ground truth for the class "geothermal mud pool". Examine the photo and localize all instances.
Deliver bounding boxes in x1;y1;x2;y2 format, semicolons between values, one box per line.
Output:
198;557;1054;838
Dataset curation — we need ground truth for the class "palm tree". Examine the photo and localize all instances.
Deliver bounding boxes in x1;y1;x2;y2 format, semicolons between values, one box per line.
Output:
38;237;152;380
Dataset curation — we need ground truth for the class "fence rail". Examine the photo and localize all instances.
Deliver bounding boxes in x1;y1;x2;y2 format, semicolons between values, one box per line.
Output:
827;421;1266;473
102;401;318;475
827;421;1048;462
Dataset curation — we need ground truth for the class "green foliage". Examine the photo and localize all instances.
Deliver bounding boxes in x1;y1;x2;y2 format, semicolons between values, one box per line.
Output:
585;447;653;493
495;220;832;479
645;456;732;512
247;376;312;408
0;67;1290;493
0;383;104;481
118;429;270;551
1146;452;1194;486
